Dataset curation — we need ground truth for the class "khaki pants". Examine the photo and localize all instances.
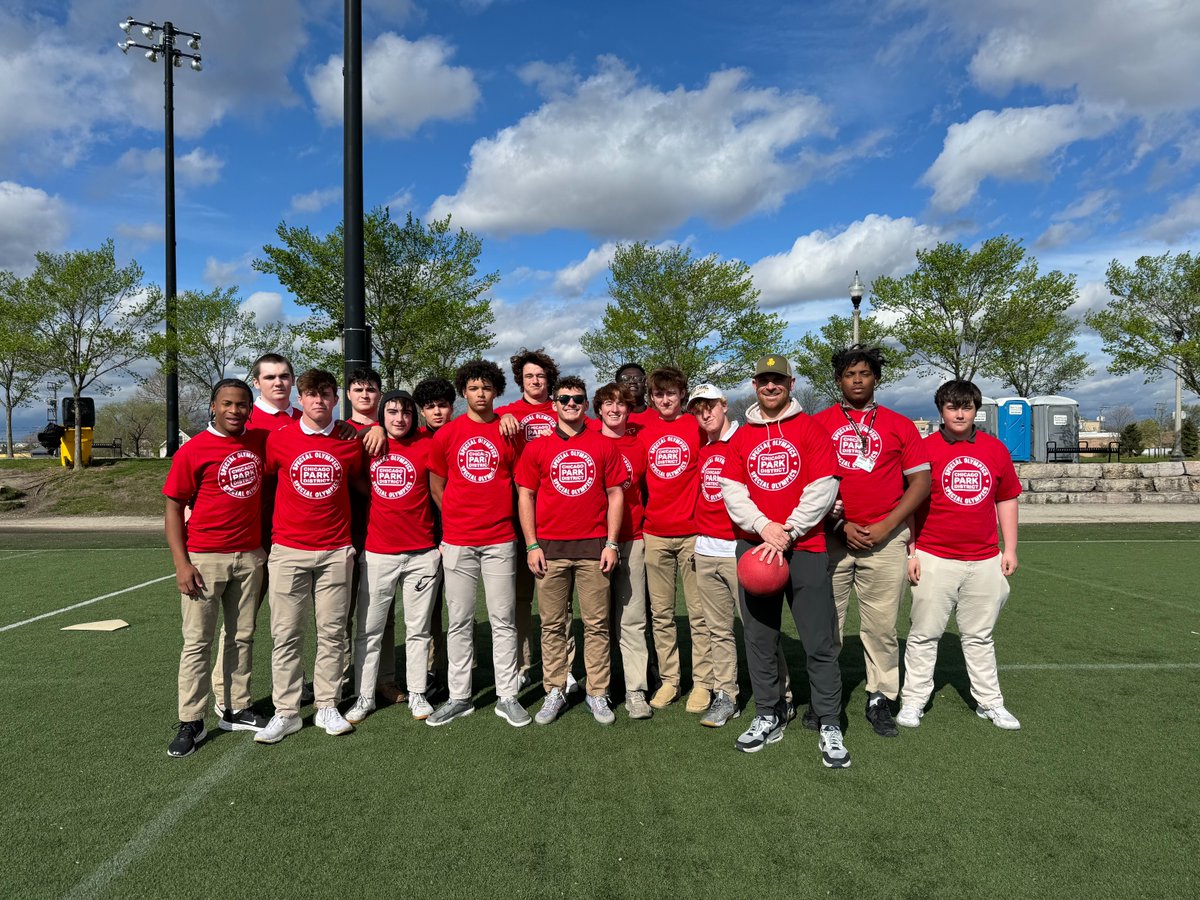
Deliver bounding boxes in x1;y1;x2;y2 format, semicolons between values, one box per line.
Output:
441;542;518;700
901;551;1010;711
694;553;739;698
267;544;355;716
177;549;266;721
829;525;910;700
610;539;650;692
354;549;442;700
642;533;700;689
538;557;612;697
346;557;399;685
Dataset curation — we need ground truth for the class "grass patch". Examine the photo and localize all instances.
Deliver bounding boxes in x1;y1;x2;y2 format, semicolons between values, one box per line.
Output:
0;524;1197;898
0;458;170;517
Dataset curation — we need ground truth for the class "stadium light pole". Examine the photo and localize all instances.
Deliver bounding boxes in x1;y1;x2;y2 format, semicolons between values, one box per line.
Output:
849;271;865;345
1171;326;1185;461
117;17;203;457
342;0;370;415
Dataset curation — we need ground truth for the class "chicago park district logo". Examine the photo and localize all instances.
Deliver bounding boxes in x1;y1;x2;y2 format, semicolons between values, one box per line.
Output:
941;455;994;506
830;423;883;469
217;449;262;499
747;438;801;491
647;435;690;479
521;412;556;442
619;453;634;491
371;453;418;500
289;450;344;500
457;436;500;483
550;448;597;497
700;454;726;503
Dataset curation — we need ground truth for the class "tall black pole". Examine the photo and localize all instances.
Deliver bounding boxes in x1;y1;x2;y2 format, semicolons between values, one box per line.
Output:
163;22;179;455
342;0;368;414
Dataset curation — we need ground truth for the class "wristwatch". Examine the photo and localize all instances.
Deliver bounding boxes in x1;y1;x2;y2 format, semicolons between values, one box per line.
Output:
604;540;619;550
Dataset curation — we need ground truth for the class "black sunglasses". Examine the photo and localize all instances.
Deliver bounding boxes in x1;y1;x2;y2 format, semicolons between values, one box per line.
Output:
555;393;587;406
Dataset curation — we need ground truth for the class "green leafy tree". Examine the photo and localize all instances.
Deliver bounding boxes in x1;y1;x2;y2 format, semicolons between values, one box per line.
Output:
580;242;796;390
254;207;498;387
871;236;1080;385
1088;251;1200;397
1119;422;1143;458
0;272;49;457
25;241;154;469
1181;417;1198;458
792;313;915;405
1138;417;1163;450
991;307;1091;397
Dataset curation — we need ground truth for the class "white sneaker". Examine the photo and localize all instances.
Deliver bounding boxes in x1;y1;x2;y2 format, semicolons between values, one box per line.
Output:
315;706;355;736
977;705;1021;730
254;714;302;744
566;672;583;695
345;696;375;725
409;692;434;720
896;705;923;728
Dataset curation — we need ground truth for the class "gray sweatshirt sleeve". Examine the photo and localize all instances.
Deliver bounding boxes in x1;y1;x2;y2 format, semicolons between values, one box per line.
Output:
719;477;772;536
783;475;840;537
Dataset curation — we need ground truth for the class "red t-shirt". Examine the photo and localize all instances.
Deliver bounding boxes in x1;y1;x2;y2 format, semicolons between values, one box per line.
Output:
603;431;647;542
247;402;301;432
812;404;928;525
365;433;436;554
915;429;1021;561
515;428;625;541
696;437;736;541
265;422;365;551
722;413;839;552
162;428;267;553
428;415;521;546
496;398;557;445
638;414;702;537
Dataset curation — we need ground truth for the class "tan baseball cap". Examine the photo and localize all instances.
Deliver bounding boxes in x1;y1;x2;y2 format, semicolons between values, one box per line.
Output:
754;355;793;378
686;383;725;406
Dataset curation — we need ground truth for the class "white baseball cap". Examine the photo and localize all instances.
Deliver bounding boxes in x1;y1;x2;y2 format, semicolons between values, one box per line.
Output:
687;383;726;406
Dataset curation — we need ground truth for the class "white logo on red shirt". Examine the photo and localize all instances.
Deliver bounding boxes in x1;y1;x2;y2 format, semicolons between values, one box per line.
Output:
457;436;500;483
289;450;344;500
550;448;597;497
700;454;726;503
648;435;690;479
520;412;556;442
747;438;801;491
217;449;262;499
619;453;634;490
371;453;417;500
830;423;883;470
941;455;993;506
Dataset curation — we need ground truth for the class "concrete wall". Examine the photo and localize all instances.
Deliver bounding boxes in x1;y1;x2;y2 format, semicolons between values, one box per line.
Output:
1016;461;1200;504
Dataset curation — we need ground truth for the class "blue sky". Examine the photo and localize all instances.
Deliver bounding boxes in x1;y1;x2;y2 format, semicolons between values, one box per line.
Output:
3;0;1199;437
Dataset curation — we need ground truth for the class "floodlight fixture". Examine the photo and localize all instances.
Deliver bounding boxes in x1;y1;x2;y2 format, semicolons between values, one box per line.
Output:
141;24;155;37
118;40;131;53
190;57;202;72
173;54;182;67
145;49;158;62
119;18;133;33
187;35;200;50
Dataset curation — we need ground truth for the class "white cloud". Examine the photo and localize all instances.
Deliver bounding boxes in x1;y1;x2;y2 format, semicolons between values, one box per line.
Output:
203;252;255;287
921;104;1118;212
749;214;944;307
288;187;341;215
115;222;165;243
116;147;224;186
517;60;577;98
430;58;831;237
306;32;480;137
0;181;69;274
553;243;618;297
242;291;286;325
1034;221;1087;250
383;189;414;213
1142;186;1200;243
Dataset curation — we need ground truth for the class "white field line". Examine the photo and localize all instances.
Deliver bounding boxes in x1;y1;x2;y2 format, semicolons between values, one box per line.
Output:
1019;561;1197;614
64;741;252;900
0;548;166;553
999;662;1199;671
0;549;51;560
1022;539;1200;544
0;575;173;632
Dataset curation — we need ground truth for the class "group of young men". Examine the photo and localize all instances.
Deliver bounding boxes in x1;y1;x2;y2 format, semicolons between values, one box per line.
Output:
165;343;1023;770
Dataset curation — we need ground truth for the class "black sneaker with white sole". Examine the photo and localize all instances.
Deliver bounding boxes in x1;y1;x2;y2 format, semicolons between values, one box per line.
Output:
865;694;899;737
168;719;207;758
734;714;784;753
219;707;269;732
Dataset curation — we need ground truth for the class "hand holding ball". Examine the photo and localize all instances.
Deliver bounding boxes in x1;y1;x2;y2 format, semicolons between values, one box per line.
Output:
737;549;789;595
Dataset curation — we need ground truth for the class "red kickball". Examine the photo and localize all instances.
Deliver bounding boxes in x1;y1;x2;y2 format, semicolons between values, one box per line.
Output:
737;550;789;595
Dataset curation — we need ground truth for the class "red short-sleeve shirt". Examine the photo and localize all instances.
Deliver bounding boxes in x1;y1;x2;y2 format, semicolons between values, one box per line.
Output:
162;427;267;553
638;414;702;537
604;431;647;542
365;432;436;554
428;415;521;546
515;428;626;541
265;422;365;551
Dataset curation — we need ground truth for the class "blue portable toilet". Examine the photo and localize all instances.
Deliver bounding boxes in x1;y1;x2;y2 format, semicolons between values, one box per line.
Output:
995;397;1032;461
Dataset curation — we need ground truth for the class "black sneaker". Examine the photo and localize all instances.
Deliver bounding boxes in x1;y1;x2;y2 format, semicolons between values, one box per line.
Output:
300;680;315;706
801;706;819;731
168;720;207;758
866;694;899;737
219;707;269;732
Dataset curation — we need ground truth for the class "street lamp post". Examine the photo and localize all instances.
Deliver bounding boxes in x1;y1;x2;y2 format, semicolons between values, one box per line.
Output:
849;271;865;345
1171;326;1185;461
117;17;203;457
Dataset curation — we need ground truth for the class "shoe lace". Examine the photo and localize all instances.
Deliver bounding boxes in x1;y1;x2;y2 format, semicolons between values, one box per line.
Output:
821;726;845;751
751;715;776;737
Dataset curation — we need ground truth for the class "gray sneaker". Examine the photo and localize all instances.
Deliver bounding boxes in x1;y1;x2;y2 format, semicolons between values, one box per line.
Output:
535;688;567;725
495;697;531;727
700;692;740;728
587;694;616;725
426;698;474;727
625;690;653;720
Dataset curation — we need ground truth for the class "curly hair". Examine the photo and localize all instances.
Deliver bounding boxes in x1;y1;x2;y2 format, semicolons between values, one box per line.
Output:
831;344;885;380
554;375;587;398
454;358;507;397
413;377;455;408
510;347;559;393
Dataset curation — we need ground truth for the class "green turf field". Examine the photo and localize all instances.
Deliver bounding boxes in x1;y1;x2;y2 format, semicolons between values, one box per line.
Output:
1;524;1197;899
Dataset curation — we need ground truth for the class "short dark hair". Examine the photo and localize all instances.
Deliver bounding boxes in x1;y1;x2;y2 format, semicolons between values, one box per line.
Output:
413;377;455;408
935;379;982;409
296;369;339;396
510;348;559;392
831;345;885;380
614;362;645;380
210;378;253;405
555;375;587;399
454;359;506;397
592;382;635;416
347;366;382;390
250;352;293;381
648;366;687;396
